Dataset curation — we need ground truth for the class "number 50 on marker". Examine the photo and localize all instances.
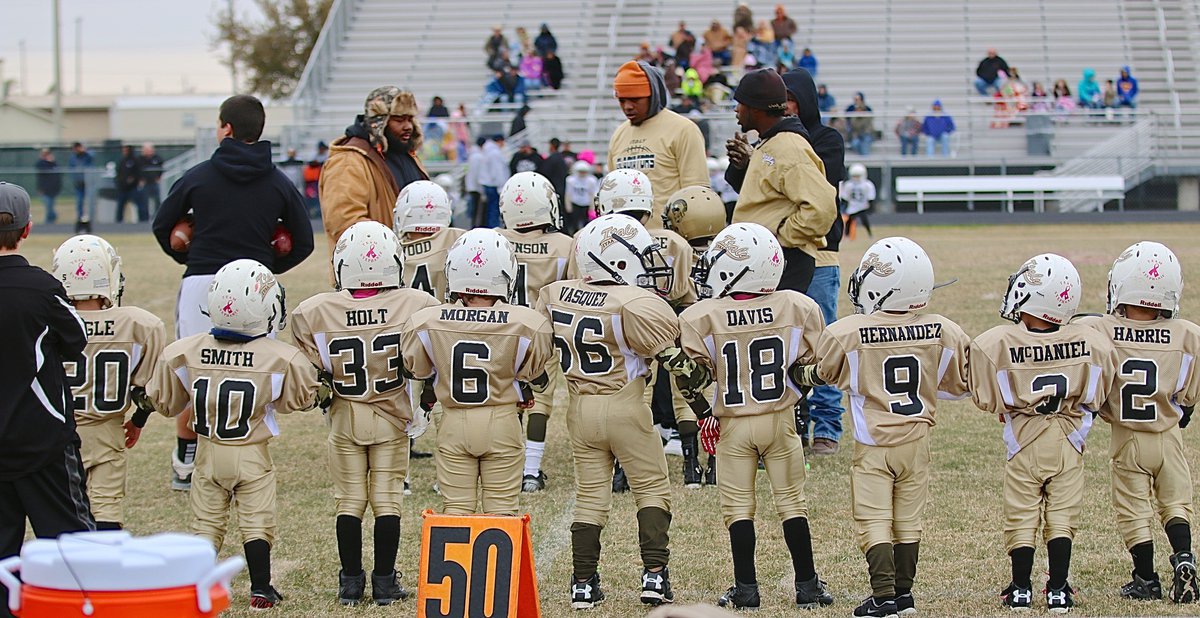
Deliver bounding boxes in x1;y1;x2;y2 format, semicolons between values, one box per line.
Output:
417;510;540;618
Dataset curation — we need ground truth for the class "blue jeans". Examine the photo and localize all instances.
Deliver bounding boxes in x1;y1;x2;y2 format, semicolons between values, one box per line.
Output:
974;76;1000;95
484;186;501;228
926;133;951;157
41;194;57;223
899;135;919;156
806;265;845;442
849;133;873;156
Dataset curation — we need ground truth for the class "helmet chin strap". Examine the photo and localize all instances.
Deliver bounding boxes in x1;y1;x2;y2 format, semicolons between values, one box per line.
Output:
719;265;751;298
586;250;628;285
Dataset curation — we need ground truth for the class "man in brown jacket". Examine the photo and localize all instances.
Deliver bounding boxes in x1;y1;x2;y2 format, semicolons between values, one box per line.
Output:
729;69;835;293
319;86;428;261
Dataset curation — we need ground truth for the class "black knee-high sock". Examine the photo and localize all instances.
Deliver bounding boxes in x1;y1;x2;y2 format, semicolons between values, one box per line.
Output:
782;517;816;582
336;515;363;576
1130;541;1156;580
729;520;757;584
176;437;196;465
374;515;400;576
1167;518;1192;554
94;521;121;531
1047;537;1072;589
1010;546;1034;588
244;539;272;591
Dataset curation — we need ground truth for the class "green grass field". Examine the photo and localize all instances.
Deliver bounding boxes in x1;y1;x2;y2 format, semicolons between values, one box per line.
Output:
17;222;1200;617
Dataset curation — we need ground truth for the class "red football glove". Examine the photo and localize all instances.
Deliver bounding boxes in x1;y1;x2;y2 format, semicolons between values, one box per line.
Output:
699;416;721;455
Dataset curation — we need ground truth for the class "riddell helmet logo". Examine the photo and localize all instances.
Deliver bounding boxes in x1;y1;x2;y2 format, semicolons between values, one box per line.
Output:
470;249;487;267
713;237;750;260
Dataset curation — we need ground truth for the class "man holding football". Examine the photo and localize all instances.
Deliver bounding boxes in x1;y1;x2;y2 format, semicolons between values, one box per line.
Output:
151;94;313;492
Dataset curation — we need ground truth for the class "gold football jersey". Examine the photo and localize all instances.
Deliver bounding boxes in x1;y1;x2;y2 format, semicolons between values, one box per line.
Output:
148;334;321;444
401;302;554;408
538;280;680;396
680;291;824;418
66;306;166;424
1079;314;1200;433
497;227;573;308
401;227;465;301
816;312;970;447
291;289;440;428
970;322;1117;459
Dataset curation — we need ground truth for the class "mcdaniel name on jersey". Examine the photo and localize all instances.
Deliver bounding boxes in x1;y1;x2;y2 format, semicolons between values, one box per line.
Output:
440;308;510;324
1112;325;1172;345
1008;340;1091;364
858;323;943;345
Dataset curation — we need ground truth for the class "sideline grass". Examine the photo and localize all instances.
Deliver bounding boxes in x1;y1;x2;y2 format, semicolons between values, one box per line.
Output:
17;223;1200;617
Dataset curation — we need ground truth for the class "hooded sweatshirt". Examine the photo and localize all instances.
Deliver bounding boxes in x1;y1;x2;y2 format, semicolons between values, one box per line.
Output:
1078;68;1101;104
1117;66;1138;104
731;114;836;257
608;60;709;226
154;138;313;277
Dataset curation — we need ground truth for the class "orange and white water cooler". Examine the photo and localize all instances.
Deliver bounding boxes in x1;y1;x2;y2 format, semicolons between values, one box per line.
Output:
0;531;244;617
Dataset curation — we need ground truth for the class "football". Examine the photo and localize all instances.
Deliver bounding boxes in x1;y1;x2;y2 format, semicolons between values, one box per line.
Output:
169;217;194;253
271;224;293;257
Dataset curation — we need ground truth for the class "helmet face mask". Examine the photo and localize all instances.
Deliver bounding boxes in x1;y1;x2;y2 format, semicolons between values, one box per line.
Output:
1000;253;1080;325
208;259;287;337
333;221;403;291
692;223;782;299
1107;241;1182;318
53;234;124;308
577;214;674;296
847;237;934;315
393;180;453;236
445;229;518;302
500;171;561;230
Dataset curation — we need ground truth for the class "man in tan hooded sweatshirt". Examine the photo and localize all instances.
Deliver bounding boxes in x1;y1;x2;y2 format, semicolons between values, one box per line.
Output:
320;86;428;261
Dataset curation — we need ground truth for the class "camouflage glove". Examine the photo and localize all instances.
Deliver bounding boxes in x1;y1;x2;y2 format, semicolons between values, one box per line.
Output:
656;346;711;394
788;362;826;389
316;368;334;410
129;386;156;427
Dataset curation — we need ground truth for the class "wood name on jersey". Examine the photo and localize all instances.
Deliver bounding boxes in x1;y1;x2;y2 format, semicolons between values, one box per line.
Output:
346;308;389;327
859;323;943;344
1008;340;1091;364
84;319;116;337
200;348;256;367
440;308;511;324
402;239;433;257
1112;326;1172;344
557;285;607;307
727;307;774;327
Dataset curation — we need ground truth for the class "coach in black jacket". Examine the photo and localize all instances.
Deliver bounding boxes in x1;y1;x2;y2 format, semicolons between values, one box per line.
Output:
0;182;94;618
151;95;313;492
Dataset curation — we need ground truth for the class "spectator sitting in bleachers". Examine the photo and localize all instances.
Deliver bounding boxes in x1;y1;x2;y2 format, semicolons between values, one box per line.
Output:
1052;79;1076;117
733;2;754;32
1029;82;1051;112
681;68;704;102
1077;68;1102;109
636;42;656;65
777;39;796;71
974;47;1009;95
731;25;751;69
690;44;715;83
485;26;508;68
543;50;564;89
535;23;557;57
1006;67;1029;108
749;21;777;68
510;26;530;60
798;47;817;77
1103;79;1118;109
1117;66;1138;109
895;107;921;156
845;92;875;155
483;67;526;110
771;4;798;42
817;83;835;113
669;21;696;69
489;48;514;73
922;100;955;157
704;20;733;66
520;53;544;90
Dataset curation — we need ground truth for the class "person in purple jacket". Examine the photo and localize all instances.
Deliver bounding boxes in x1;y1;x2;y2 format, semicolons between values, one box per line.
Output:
921;100;956;157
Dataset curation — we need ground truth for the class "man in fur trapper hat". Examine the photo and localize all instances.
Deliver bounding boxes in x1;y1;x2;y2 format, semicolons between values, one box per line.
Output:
319;86;429;261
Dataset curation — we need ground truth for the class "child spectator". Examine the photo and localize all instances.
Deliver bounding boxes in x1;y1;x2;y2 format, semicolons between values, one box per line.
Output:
1078;68;1102;109
1117;66;1139;109
922;100;956;157
895;107;921;156
798;47;817;77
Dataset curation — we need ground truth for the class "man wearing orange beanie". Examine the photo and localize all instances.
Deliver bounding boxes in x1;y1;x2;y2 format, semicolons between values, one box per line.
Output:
608;60;709;228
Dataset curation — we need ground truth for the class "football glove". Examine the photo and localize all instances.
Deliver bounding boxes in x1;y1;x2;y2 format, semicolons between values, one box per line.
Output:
419;379;437;412
518;381;535;410
1182;405;1194;429
656;346;711;394
699;416;721;455
316;368;334;410
129;386;155;427
788;362;826;389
